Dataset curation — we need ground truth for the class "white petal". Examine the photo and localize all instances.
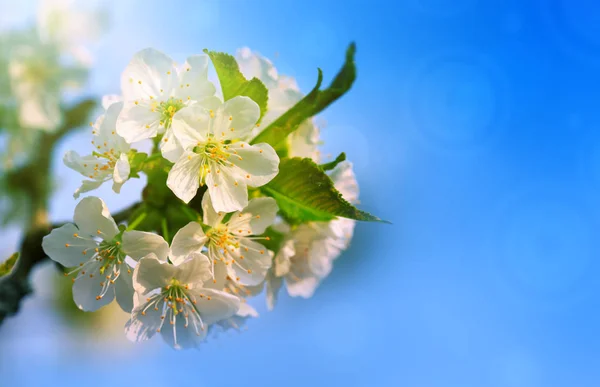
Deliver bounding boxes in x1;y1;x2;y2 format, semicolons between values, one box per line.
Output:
102;94;122;110
114;266;135;312
229;142;279;187
190;288;240;325
133;254;175;293
96;102;130;153
18;95;62;131
237;302;259;318
125;298;163;343
72;261;115;311
229;197;278;235
230;239;272;286
63;151;100;177
121;48;177;100
220;96;260;140
205;164;248;213
171;104;210;150
173;253;213;286
201;191;225;226
170;222;208;265
73;197;119;240
273;239;295;277
160;309;206;350
116;101;161;143
122;231;169;262
166;152;203;203
74;179;105;199
266;272;283;311
174;54;216;101
42;223;97;267
285;276;319;299
160;128;184;163
113;153;130;184
330;161;359;204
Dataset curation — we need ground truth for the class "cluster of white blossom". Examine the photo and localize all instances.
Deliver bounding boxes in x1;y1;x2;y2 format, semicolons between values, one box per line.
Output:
42;46;360;350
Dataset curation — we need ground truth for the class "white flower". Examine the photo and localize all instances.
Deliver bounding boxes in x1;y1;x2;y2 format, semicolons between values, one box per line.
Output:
166;97;279;211
170;192;277;286
63;102;131;198
266;161;359;308
116;48;219;161
42;197;169;312
125;254;240;350
236;47;320;159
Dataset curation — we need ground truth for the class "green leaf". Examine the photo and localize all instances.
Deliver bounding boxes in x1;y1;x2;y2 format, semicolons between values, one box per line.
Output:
320;152;346;171
204;49;268;121
260;157;385;223
0;253;19;277
251;43;357;149
258;227;286;253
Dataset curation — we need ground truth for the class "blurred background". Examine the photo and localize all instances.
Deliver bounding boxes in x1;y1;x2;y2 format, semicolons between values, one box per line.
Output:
1;0;600;386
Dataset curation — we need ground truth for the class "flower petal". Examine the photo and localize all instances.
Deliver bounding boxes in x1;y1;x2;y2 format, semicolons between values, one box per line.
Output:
229;142;279;187
133;254;175;293
96;102;130;152
170;222;208;266
73;196;119;240
266;271;283;311
189;288;240;325
160;309;207;350
42;223;97;267
229;197;278;235
174;54;216;101
173;253;213;286
113;153;130;185
230;239;273;286
166;152;203;203
114;266;135;312
125;296;163;343
171;104;210;150
116;101;161;143
122;231;169;262
75;180;106;199
121;48;177;100
205;164;248;213
220;96;260;141
201;191;225;226
72;260;115;311
330;161;359;204
102;94;122;110
63;151;100;177
160;128;184;163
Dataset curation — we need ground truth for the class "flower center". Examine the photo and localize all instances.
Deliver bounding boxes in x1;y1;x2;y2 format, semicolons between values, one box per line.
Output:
158;98;185;128
139;279;208;339
206;226;239;250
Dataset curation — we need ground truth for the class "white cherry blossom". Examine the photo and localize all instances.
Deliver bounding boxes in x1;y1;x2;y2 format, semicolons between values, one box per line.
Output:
42;197;169;312
125;254;240;350
266;161;359;308
166;97;279;212
170;192;277;286
116;48;219;161
63;102;131;198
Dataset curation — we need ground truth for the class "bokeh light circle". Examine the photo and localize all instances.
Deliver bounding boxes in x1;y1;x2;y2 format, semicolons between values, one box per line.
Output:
407;49;510;153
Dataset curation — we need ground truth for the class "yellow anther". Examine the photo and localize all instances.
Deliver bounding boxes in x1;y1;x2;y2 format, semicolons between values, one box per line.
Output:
65;243;70;247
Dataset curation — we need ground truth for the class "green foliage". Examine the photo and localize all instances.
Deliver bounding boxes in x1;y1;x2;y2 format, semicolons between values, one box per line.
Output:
204;49;268;121
258;227;286;253
251;43;357;150
0;253;18;277
320;152;346;171
260;157;384;224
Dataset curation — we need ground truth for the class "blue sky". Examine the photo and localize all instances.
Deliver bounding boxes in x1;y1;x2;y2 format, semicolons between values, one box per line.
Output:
2;0;600;386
